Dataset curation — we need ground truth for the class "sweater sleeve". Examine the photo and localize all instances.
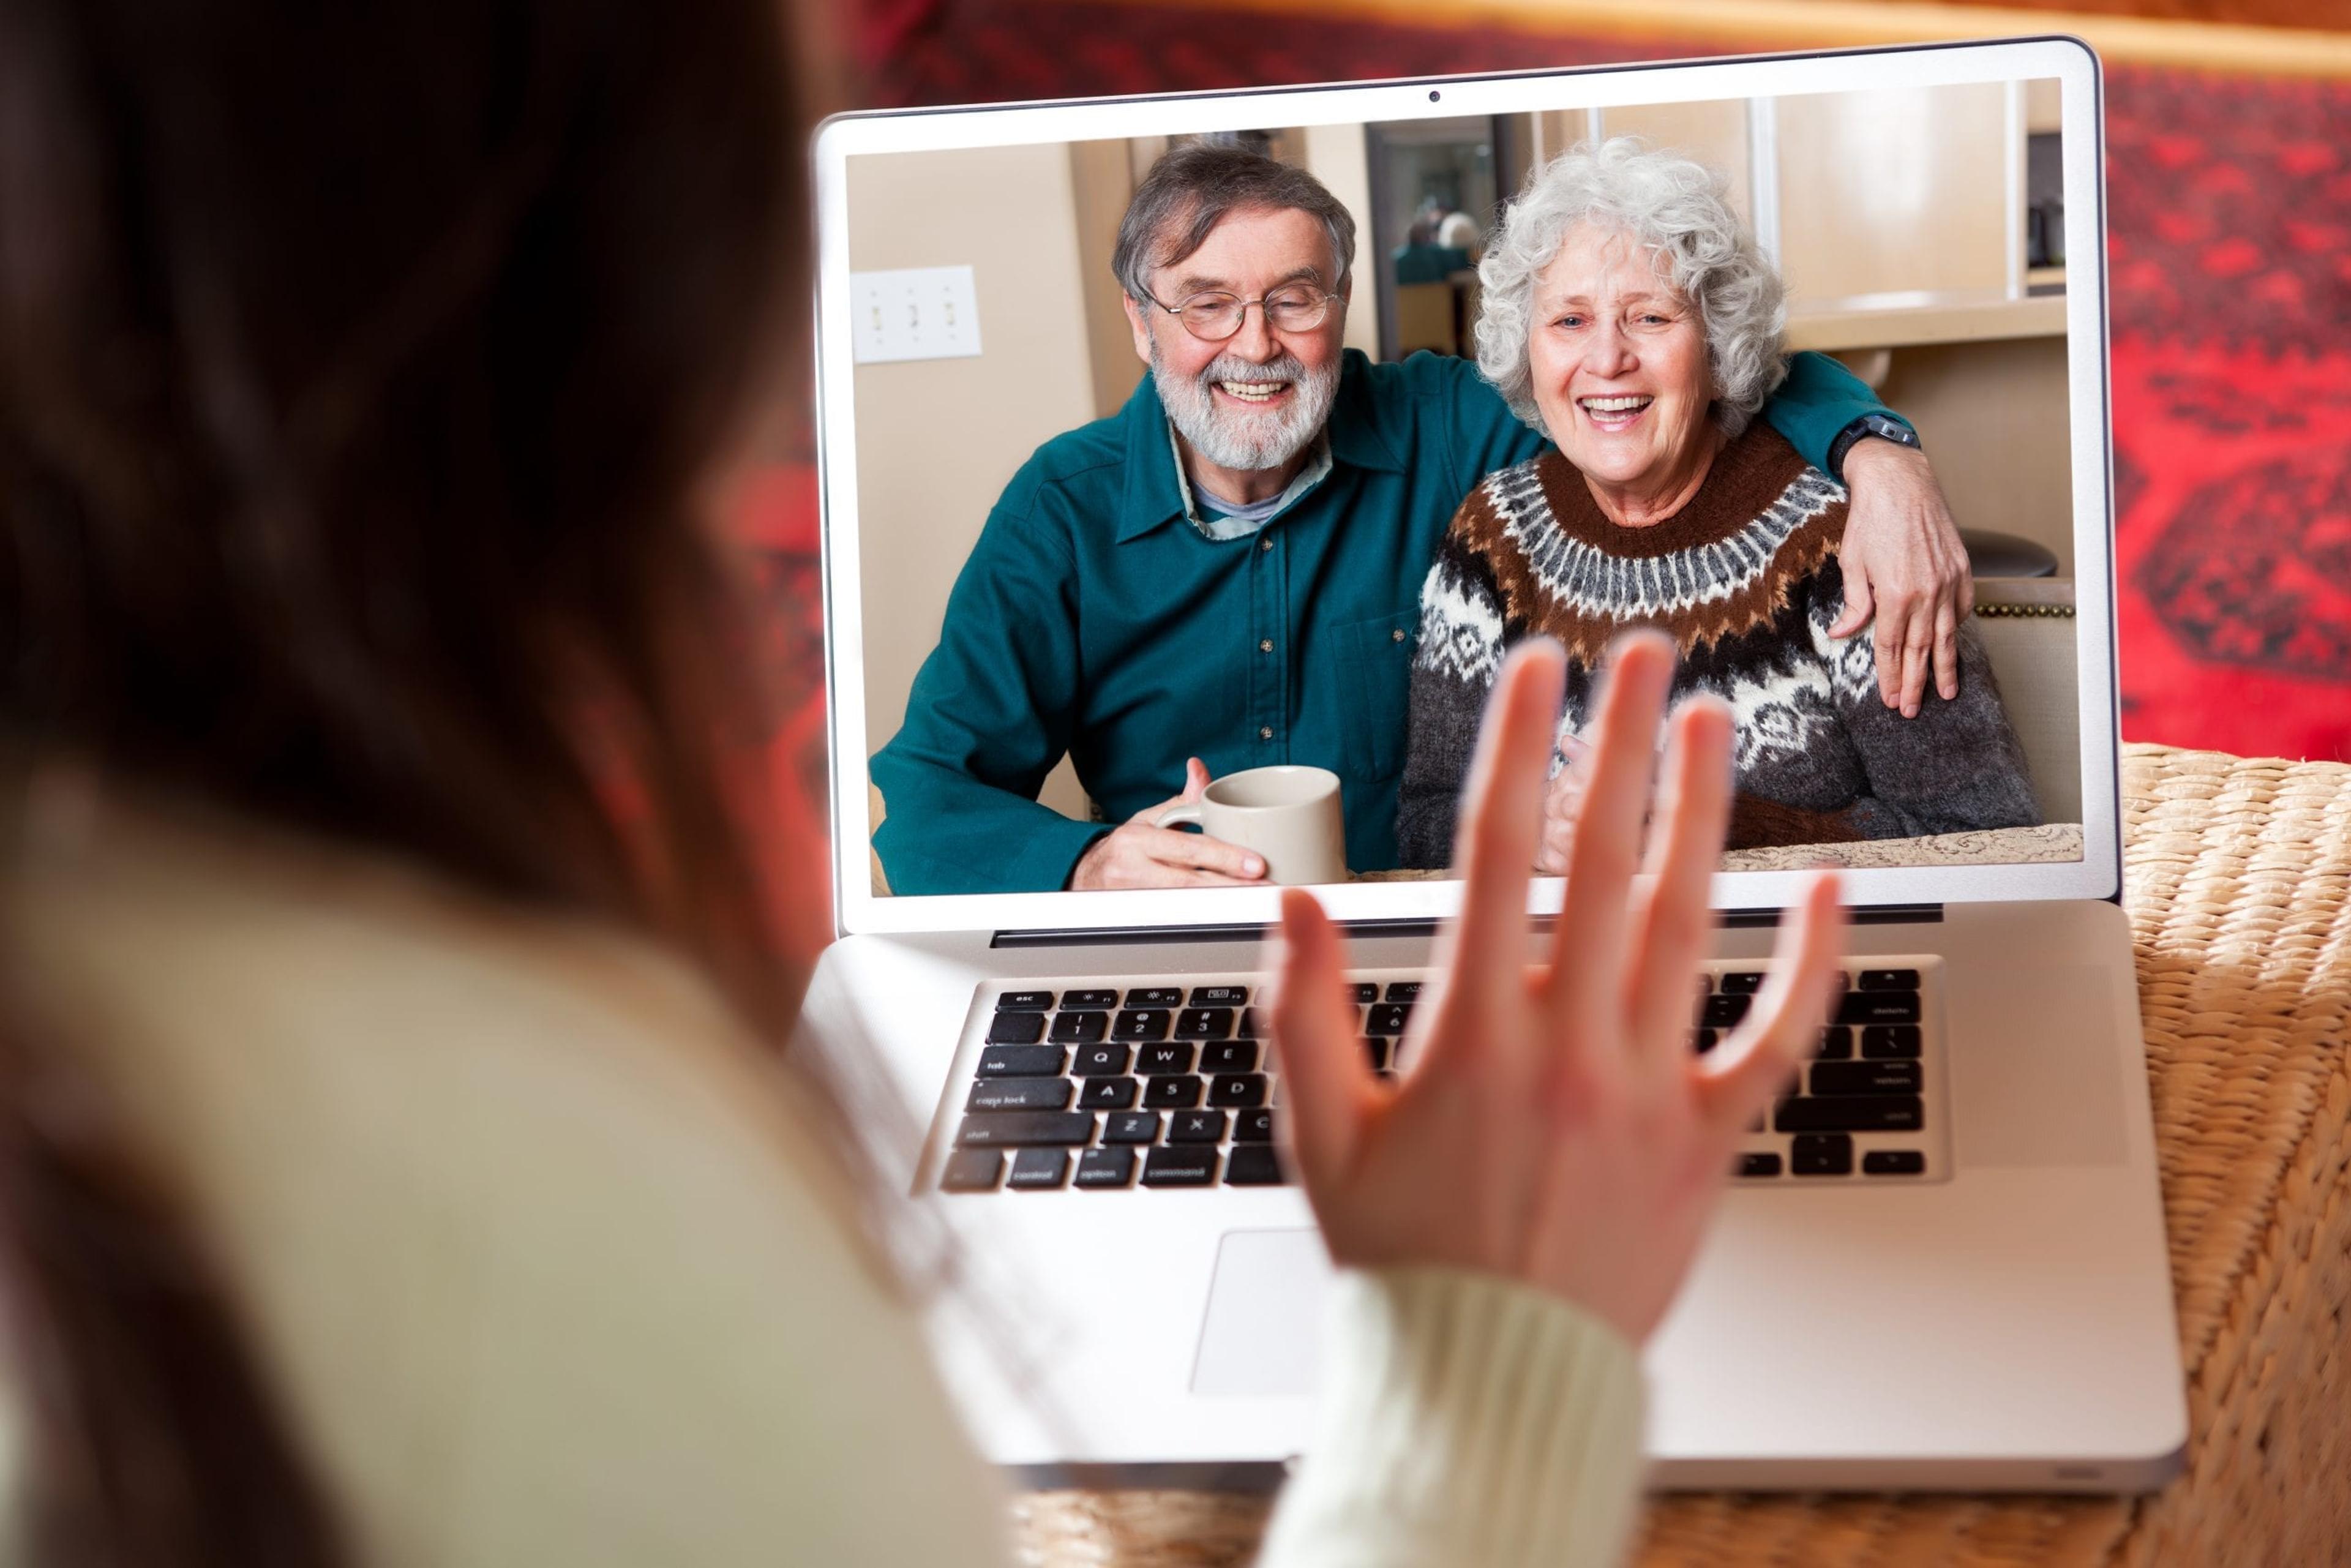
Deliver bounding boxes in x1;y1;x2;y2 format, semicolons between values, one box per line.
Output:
1397;520;1509;870
1762;351;1907;478
1257;1267;1647;1568
1809;560;2044;838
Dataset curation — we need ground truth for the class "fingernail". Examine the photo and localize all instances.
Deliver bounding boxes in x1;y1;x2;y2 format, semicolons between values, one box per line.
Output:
1247;857;1264;877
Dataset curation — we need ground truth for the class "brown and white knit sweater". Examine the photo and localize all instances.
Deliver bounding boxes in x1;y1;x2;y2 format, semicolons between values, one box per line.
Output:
1398;426;2041;868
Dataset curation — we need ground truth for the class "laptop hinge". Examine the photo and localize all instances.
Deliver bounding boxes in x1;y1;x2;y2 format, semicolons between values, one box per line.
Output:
994;906;1944;948
1721;902;1944;928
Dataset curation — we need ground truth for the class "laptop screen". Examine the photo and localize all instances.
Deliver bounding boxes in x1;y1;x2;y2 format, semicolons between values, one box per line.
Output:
816;42;2119;932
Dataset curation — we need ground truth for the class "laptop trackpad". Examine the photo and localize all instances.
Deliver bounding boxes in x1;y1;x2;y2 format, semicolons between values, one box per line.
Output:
1191;1229;1331;1398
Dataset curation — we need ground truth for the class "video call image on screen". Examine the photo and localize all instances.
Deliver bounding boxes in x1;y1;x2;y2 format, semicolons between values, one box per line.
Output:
850;80;2083;898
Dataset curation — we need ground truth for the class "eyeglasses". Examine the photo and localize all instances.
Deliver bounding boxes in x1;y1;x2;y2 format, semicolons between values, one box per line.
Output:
1142;285;1340;342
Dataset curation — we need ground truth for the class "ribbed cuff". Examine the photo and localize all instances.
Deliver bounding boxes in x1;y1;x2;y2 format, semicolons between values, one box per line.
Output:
1257;1267;1646;1568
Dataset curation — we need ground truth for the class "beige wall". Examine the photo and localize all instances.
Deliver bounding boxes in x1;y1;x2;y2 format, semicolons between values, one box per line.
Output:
1594;98;1752;228
1300;123;1381;359
847;145;1098;819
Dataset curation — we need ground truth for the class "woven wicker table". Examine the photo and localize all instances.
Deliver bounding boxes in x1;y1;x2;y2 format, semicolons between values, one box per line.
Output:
1013;743;2351;1568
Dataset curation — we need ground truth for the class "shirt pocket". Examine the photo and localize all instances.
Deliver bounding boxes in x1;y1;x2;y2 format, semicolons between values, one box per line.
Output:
1338;609;1419;782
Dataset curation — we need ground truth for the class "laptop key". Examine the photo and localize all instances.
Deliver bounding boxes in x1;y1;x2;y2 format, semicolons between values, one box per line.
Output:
1141;1147;1218;1187
1078;1076;1138;1110
998;990;1055;1011
1703;994;1751;1029
1366;1003;1413;1036
986;1011;1048;1044
940;1149;1005;1192
1208;1073;1266;1108
1736;1152;1783;1177
1774;1096;1923;1134
977;1045;1063;1078
966;1078;1073;1112
1169;1109;1227;1144
1063;988;1119;1009
1235;1108;1275;1142
1113;1009;1172;1041
1858;969;1922;992
1384;981;1422;1002
1103;1111;1158;1144
1817;1026;1854;1060
1362;1037;1389;1071
1203;1040;1259;1073
1863;1150;1927;1176
1142;1075;1203;1109
1234;1008;1259;1040
1837;992;1921;1026
1190;985;1249;1007
1051;1011;1111;1044
1791;1133;1854;1176
1226;1145;1289;1186
954;1111;1094;1147
1861;1025;1922;1059
1690;1028;1719;1055
1071;1043;1130;1076
1125;987;1183;1008
1718;970;1765;994
1348;983;1378;1003
1074;1147;1137;1188
1137;1042;1194;1075
1176;1007;1235;1040
1813;1060;1922;1096
1008;1149;1071;1190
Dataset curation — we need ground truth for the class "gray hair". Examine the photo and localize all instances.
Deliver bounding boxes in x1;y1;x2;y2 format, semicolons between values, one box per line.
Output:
1474;137;1787;439
1112;141;1356;304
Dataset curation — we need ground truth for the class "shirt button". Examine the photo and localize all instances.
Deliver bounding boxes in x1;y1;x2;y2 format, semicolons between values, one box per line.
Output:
1392;628;1407;643
1259;726;1273;740
1259;639;1273;653
1260;538;1274;552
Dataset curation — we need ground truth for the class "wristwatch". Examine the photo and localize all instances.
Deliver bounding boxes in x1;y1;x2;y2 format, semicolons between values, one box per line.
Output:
1828;411;1921;483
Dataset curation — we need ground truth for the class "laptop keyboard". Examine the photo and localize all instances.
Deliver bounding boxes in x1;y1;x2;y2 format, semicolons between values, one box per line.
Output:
936;961;1948;1192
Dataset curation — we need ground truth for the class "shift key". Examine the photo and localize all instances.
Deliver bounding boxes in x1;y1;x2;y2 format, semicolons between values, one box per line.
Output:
954;1112;1094;1147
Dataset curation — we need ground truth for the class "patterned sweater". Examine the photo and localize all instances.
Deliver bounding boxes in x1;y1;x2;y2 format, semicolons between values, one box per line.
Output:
1398;426;2041;868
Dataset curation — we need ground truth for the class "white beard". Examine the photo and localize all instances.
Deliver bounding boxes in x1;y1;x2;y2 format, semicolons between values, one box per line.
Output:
1152;343;1341;474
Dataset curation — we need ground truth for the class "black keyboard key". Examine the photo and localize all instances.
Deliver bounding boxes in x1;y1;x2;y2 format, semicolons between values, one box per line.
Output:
1863;1150;1927;1176
1817;1026;1854;1060
1125;987;1183;1008
940;1149;1004;1192
955;1111;1095;1147
1791;1133;1854;1176
1862;1025;1922;1059
1113;1009;1172;1041
1141;1147;1218;1187
1226;1145;1289;1185
1190;985;1250;1007
1858;969;1921;992
1235;1108;1275;1142
1690;1028;1719;1055
1063;988;1119;1009
1202;1040;1259;1073
1812;1060;1922;1096
1078;1076;1138;1110
1137;1042;1194;1075
977;1045;1063;1078
1071;1043;1130;1077
1384;981;1423;1002
1362;1037;1390;1071
1074;1147;1137;1188
998;990;1055;1011
1051;1011;1111;1044
1103;1111;1158;1144
1736;1152;1783;1178
1234;1008;1259;1040
1366;1003;1413;1036
1175;1007;1235;1040
1774;1096;1923;1134
1142;1075;1203;1109
986;1011;1048;1045
1008;1149;1071;1190
1703;993;1751;1028
1837;992;1921;1026
1348;983;1378;1003
1169;1109;1228;1144
1209;1073;1267;1108
1718;970;1765;994
966;1078;1073;1112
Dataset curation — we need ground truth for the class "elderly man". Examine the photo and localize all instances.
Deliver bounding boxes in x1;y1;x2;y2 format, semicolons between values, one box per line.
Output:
871;143;1970;896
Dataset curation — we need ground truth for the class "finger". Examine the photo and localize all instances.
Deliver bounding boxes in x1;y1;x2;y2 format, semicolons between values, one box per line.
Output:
1182;757;1211;800
1429;641;1567;1033
1626;697;1735;1052
1899;617;1932;718
1698;871;1845;1144
1872;610;1904;710
1270;888;1371;1194
1828;561;1873;642
1932;598;1961;703
1142;826;1264;881
1544;631;1676;1032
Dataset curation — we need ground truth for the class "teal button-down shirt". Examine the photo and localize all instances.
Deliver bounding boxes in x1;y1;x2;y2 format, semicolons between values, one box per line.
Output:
871;349;1896;895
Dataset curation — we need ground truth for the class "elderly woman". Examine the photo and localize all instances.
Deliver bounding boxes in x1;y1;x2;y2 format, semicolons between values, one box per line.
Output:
1398;138;2041;869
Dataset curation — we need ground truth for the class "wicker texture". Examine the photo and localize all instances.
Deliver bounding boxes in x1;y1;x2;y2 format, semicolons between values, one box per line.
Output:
1014;743;2351;1568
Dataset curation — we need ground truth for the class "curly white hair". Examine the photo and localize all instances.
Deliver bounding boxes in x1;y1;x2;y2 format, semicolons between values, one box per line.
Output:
1474;137;1788;439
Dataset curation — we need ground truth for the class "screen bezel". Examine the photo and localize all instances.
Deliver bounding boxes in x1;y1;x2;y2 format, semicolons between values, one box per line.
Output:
814;36;2119;938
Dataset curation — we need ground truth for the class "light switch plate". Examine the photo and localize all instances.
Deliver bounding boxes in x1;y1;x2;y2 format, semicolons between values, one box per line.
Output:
850;265;983;363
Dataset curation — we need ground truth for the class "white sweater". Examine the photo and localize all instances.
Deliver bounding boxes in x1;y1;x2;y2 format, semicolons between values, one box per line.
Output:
1;795;1644;1567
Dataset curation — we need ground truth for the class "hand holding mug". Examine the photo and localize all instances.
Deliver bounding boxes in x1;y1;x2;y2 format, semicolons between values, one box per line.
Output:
1069;759;1268;890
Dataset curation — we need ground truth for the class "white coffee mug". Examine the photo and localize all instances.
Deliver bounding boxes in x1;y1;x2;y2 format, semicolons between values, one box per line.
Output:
1154;765;1348;887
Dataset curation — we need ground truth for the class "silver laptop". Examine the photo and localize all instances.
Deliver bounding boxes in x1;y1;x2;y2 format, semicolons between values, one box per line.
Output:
802;37;2187;1491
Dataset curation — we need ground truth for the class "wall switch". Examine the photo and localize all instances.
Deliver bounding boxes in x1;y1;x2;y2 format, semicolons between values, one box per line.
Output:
850;266;983;363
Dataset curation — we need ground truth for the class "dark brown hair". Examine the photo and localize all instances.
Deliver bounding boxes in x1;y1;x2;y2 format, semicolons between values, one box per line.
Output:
0;0;819;1559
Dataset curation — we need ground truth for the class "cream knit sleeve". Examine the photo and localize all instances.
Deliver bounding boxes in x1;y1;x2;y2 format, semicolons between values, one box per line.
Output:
1258;1267;1647;1568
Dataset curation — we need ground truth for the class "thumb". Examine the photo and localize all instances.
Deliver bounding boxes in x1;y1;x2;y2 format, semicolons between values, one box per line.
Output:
1828;558;1875;641
1269;888;1368;1195
1182;757;1211;800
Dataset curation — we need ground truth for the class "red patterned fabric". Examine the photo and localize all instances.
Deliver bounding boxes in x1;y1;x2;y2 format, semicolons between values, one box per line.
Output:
733;0;2351;852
